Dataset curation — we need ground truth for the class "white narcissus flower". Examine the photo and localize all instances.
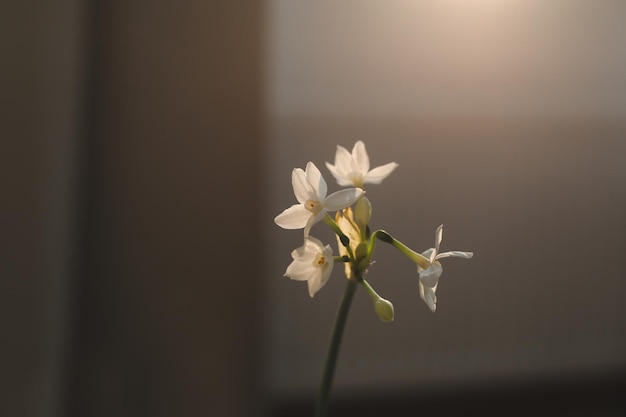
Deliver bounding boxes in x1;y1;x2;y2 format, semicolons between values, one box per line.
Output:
284;237;334;297
274;162;364;236
418;225;473;312
325;140;398;188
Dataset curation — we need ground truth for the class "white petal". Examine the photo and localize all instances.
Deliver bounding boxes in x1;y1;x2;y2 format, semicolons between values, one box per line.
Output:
325;161;343;182
308;258;333;297
323;188;365;211
352;141;370;173
334;145;352;172
285;237;330;285
420;248;435;268
363;162;398;184
321;242;334;259
292;239;317;262
419;281;437;312
306;270;324;297
436;251;474;260
303;209;327;236
305;162;327;200
434;225;443;260
292;168;312;204
285;259;317;282
274;204;311;229
304;236;326;252
419;263;442;287
325;162;354;187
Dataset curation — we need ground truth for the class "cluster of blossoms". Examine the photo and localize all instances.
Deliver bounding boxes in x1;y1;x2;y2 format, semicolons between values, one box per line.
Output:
275;141;473;317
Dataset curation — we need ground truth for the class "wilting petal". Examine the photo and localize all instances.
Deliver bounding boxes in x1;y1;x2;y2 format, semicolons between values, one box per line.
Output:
436;251;474;260
434;225;443;260
416;226;472;312
352;141;370;173
292;168;312;204
363;162;399;184
421;248;435;262
419;281;438;312
419;263;442;288
323;188;365;211
305;162;327;199
274;204;311;229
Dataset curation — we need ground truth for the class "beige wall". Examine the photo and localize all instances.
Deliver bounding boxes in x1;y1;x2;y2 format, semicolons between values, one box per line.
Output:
263;0;626;401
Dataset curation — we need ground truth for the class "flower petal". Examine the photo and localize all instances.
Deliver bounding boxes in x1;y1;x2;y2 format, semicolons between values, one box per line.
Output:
434;224;443;260
285;237;331;285
325;161;342;180
304;209;327;236
304;236;327;252
352;140;370;173
334;145;352;173
363;162;399;184
323;188;365;211
305;161;327;200
285;259;317;282
308;258;333;297
292;168;312;204
274;204;311;229
419;263;442;287
436;251;474;260
325;162;353;187
306;270;324;297
419;281;438;312
420;248;435;266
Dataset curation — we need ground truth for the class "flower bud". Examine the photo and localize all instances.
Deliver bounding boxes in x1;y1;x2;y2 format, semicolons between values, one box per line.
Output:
374;298;395;322
355;242;368;261
354;196;372;229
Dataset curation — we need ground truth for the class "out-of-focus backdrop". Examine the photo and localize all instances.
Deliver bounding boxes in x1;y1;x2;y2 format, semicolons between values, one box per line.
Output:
2;1;625;417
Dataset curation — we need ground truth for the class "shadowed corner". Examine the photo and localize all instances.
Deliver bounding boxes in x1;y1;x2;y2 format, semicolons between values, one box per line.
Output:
3;1;268;417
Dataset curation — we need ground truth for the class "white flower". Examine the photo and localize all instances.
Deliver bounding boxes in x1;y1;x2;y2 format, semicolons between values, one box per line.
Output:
325;140;398;188
284;237;334;297
417;225;473;312
274;162;365;236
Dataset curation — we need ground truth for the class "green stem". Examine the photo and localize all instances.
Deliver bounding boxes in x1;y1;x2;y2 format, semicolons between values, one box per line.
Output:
314;278;358;417
360;279;381;302
371;229;430;269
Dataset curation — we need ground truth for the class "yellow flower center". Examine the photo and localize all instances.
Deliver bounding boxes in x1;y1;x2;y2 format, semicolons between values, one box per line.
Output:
305;199;322;214
313;253;326;268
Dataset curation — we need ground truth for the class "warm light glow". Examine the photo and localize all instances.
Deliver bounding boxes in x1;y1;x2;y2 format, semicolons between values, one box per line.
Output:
267;0;626;119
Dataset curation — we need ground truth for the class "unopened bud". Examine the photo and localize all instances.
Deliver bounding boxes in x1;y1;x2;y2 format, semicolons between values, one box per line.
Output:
374;298;395;322
355;242;370;273
355;242;368;260
354;196;372;229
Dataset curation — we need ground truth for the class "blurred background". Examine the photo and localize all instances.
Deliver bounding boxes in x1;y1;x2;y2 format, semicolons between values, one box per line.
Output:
2;1;625;417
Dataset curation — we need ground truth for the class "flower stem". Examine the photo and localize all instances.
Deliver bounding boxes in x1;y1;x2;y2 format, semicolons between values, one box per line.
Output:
360;279;381;302
314;277;358;417
371;229;430;269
